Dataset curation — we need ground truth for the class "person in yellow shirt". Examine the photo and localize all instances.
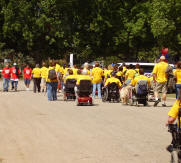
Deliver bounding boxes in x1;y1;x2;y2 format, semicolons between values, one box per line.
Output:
105;71;122;88
76;69;92;85
166;93;181;152
72;65;78;75
174;61;181;99
41;62;48;92
116;66;124;83
131;69;150;88
46;61;58;101
91;62;104;98
125;64;137;85
75;69;92;97
64;69;77;84
152;56;169;107
32;64;41;93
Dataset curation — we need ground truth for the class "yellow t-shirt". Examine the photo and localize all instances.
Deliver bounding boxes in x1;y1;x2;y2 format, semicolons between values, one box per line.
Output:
76;75;92;85
32;68;41;78
174;69;181;84
104;69;113;79
131;75;150;87
41;66;48;78
91;67;103;84
64;75;77;83
125;69;136;80
116;71;123;77
56;64;64;74
46;66;58;82
168;100;181;119
152;62;168;83
123;66;127;73
72;68;78;75
105;77;122;87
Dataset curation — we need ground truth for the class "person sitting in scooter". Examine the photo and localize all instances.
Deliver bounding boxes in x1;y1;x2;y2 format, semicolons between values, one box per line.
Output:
75;69;92;96
104;71;122;88
131;69;150;88
63;69;77;100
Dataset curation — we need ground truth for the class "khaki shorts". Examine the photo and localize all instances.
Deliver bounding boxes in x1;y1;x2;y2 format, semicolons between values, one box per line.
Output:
41;78;46;86
154;82;167;94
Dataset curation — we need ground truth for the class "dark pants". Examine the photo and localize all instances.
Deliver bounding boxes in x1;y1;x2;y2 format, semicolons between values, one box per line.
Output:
33;78;41;93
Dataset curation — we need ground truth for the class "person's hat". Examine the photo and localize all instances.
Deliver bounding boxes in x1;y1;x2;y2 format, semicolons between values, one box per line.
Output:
160;56;165;60
13;63;17;66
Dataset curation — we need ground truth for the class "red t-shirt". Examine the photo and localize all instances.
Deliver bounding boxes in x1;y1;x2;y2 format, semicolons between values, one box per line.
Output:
23;67;32;79
2;68;11;79
10;67;21;79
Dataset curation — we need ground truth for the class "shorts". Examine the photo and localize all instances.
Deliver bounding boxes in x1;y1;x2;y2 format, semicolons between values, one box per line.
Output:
41;78;46;86
24;78;31;85
154;82;167;94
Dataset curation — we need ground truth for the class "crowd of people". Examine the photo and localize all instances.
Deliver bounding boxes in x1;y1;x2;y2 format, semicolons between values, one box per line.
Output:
1;57;181;106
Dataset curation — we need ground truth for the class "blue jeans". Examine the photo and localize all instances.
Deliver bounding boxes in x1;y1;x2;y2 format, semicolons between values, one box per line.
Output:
47;82;58;101
11;80;18;89
176;84;181;99
3;78;10;91
92;83;101;98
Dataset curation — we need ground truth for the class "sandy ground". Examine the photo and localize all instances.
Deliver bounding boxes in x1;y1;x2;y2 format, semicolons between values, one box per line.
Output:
0;81;175;163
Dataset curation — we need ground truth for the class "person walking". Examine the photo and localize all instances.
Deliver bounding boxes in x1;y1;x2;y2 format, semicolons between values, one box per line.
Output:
23;64;32;91
32;64;41;93
41;62;48;92
46;61;58;101
2;63;11;92
152;56;169;107
174;61;181;99
91;62;103;99
10;63;21;91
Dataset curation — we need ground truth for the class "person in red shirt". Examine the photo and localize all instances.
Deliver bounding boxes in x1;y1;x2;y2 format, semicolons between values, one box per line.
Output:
2;63;11;92
23;65;32;91
10;63;21;91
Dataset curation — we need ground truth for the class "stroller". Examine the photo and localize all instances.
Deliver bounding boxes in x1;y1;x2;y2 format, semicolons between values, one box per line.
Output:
129;80;148;106
76;80;93;106
102;82;120;103
64;79;77;101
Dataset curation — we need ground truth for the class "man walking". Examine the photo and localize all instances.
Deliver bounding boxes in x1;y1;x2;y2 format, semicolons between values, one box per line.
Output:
10;63;21;92
32;64;41;93
2;63;11;92
152;56;169;107
91;62;103;99
46;61;58;101
23;64;32;91
41;62;48;92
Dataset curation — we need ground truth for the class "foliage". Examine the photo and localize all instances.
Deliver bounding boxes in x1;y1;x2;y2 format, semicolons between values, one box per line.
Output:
0;0;180;65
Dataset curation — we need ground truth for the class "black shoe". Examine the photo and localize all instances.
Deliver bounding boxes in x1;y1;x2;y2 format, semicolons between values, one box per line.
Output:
11;87;14;90
154;100;159;107
162;104;167;107
166;144;173;153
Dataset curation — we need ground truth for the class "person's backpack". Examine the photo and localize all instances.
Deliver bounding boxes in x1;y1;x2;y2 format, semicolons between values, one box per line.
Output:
136;80;148;96
48;69;57;80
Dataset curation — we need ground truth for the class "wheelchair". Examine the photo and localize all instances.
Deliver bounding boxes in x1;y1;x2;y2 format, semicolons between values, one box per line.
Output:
64;79;77;101
76;80;93;106
102;82;120;103
128;80;148;106
168;108;181;163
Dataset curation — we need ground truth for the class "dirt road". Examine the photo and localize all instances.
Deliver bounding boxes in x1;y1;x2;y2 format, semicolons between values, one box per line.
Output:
0;81;174;163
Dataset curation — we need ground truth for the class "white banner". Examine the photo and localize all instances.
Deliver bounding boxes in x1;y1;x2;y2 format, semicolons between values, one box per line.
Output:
70;53;73;68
